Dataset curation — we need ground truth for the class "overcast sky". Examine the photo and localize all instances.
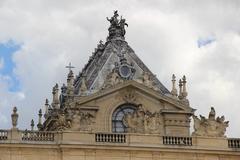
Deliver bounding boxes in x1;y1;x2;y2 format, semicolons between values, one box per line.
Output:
0;0;239;137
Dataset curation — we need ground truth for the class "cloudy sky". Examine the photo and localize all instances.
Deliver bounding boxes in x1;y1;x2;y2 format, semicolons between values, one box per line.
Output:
0;0;239;137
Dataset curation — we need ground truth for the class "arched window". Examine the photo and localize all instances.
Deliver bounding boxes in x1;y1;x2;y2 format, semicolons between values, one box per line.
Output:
112;103;136;133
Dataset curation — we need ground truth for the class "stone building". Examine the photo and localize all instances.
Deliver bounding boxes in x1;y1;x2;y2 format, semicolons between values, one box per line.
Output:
0;11;239;160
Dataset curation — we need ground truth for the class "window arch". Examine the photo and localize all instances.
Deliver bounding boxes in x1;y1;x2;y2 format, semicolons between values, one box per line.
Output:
112;103;137;133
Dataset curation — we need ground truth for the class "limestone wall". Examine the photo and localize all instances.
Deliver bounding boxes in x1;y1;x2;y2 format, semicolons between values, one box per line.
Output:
0;130;239;160
0;145;239;160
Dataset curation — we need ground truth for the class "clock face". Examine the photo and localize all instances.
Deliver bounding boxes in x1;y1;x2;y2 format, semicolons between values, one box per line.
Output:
119;65;131;78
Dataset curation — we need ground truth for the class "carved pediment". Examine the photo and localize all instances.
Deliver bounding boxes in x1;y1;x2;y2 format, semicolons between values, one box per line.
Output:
75;81;193;113
116;88;138;104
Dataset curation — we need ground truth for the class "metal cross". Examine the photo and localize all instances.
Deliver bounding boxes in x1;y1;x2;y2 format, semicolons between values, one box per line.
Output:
65;62;75;71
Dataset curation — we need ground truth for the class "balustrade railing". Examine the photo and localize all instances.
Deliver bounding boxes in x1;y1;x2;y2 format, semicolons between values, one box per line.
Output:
2;129;240;149
228;138;240;148
0;130;8;140
163;136;192;146
95;133;126;143
21;130;54;142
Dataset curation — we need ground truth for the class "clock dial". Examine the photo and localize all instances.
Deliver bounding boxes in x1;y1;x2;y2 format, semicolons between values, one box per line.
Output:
119;65;131;78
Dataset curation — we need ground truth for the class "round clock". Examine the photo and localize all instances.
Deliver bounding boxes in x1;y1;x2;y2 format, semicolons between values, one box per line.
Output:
119;65;131;78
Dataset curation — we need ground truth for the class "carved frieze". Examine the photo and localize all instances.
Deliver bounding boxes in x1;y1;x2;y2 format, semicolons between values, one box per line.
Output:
70;109;96;131
53;113;71;131
49;107;96;132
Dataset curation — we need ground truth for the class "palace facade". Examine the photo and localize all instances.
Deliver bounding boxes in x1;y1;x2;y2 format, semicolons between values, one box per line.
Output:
0;11;239;160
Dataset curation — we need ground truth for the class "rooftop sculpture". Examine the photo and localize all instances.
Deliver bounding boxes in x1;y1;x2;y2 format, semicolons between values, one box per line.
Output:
192;107;229;137
107;10;128;41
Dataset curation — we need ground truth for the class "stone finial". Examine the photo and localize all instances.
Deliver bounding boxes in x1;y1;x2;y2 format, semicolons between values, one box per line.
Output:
67;70;74;96
79;76;88;95
52;83;60;109
178;79;183;100
31;119;34;131
44;99;49;114
170;74;178;97
44;98;51;119
67;70;74;85
37;109;43;130
182;75;188;99
11;106;19;129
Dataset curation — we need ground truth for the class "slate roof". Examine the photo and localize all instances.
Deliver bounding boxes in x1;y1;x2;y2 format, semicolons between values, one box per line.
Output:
73;11;170;95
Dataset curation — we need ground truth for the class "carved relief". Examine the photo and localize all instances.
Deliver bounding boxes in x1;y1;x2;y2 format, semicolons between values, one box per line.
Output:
71;110;81;131
123;104;162;134
70;109;96;131
53;113;71;131
50;108;96;132
119;89;137;103
79;111;95;131
136;72;160;91
102;69;124;89
192;107;229;137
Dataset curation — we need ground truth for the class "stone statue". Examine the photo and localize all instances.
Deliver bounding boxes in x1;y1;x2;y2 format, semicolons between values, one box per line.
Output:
192;107;229;137
106;10;128;40
11;106;18;129
54;113;71;131
107;10;119;26
71;110;81;131
208;107;215;120
79;112;95;131
136;72;159;91
102;69;123;89
123;104;162;134
119;17;128;36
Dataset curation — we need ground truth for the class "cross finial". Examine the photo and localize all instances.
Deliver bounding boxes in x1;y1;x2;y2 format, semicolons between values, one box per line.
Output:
65;62;75;72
